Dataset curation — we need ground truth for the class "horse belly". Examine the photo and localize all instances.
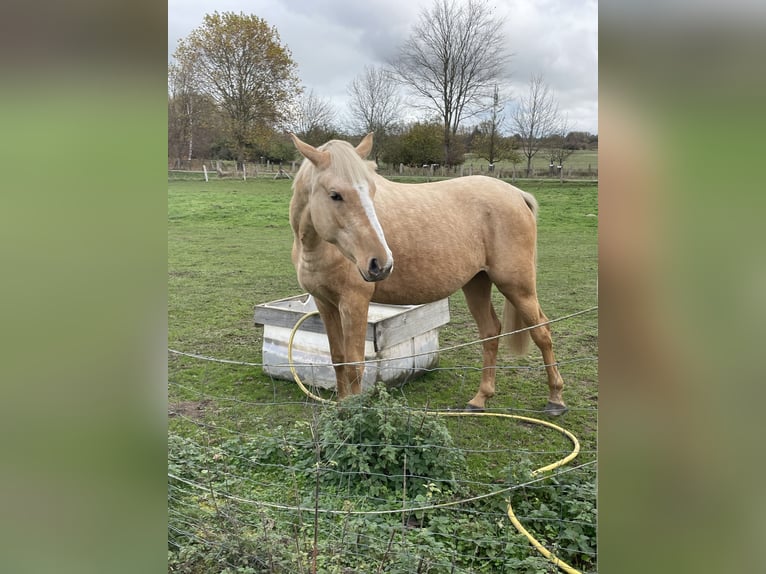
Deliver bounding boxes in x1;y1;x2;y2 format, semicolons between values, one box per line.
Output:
369;182;519;305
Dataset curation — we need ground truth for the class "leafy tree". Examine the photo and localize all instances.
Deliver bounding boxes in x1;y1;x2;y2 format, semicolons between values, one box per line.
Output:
473;126;518;165
172;12;301;166
564;131;597;150
382;122;443;167
390;0;510;166
262;138;297;163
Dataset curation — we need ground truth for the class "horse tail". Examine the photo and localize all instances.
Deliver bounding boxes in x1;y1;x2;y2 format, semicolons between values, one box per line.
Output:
502;298;531;356
520;189;538;219
502;188;539;356
498;187;540;355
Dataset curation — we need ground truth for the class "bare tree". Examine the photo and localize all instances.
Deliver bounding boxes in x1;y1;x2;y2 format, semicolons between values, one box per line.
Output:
168;62;221;166
547;115;576;181
168;61;196;163
288;89;339;146
471;84;510;167
512;74;563;177
390;0;510;166
347;66;402;162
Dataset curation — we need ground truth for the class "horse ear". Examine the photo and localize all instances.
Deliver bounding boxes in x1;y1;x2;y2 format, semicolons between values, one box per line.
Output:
355;132;374;159
290;133;330;169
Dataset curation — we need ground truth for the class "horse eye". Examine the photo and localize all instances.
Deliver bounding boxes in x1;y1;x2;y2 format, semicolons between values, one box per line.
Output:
329;191;343;201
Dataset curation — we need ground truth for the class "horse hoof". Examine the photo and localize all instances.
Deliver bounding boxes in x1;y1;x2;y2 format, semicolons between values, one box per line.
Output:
464;403;485;413
544;401;568;416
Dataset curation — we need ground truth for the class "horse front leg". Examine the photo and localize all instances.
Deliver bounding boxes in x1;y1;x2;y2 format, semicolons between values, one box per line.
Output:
314;298;353;399
339;298;371;396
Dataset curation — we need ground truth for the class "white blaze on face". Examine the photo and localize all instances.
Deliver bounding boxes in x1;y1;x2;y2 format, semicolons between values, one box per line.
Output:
355;181;393;268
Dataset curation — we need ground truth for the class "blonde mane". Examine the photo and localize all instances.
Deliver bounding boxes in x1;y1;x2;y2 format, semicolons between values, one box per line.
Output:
294;139;377;193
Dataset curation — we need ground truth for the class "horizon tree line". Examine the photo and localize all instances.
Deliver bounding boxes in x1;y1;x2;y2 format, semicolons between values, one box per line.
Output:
169;4;594;172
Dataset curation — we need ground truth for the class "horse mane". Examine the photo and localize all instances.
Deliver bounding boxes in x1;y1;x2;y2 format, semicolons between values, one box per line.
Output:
293;139;377;194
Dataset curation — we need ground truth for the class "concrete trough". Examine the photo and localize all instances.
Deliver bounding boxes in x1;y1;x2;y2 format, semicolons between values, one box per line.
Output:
253;293;450;390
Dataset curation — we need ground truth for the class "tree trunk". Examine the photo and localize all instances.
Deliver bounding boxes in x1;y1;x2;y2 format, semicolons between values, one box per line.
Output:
185;99;194;162
443;124;450;167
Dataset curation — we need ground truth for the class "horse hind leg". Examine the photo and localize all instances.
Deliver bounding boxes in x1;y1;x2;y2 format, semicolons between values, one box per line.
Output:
504;291;567;416
462;273;501;411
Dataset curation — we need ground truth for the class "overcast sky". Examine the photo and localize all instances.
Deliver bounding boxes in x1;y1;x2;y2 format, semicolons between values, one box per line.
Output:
168;0;598;134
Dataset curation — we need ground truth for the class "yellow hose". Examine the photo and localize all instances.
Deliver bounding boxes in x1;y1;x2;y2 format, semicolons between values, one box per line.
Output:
287;310;334;405
287;311;584;574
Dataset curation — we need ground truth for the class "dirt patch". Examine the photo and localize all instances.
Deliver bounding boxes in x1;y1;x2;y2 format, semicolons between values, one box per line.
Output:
168;399;213;420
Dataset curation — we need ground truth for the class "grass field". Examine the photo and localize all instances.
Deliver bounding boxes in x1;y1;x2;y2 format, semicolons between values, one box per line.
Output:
168;175;598;572
463;149;598;172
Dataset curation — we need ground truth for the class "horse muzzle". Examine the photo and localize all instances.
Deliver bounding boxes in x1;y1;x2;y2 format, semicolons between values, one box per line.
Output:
360;256;393;282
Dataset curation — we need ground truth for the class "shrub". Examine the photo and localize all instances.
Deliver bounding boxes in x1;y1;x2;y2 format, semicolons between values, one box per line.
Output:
315;384;465;498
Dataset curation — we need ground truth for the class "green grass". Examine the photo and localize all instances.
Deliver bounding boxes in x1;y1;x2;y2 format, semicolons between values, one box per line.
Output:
464;149;598;172
168;175;598;571
168;177;597;432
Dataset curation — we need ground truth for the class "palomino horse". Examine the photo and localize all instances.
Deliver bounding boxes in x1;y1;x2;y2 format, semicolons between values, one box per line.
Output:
289;133;567;415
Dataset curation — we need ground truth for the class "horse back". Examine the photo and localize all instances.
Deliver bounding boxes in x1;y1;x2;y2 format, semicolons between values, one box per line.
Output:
375;175;536;238
369;175;538;304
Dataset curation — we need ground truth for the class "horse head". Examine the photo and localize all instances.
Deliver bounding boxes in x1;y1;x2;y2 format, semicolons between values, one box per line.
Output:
291;133;394;282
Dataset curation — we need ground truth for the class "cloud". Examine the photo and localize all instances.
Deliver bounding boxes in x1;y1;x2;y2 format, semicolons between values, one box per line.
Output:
502;0;598;133
168;0;598;133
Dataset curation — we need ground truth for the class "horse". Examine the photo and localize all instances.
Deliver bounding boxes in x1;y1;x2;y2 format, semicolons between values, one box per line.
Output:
288;133;567;415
